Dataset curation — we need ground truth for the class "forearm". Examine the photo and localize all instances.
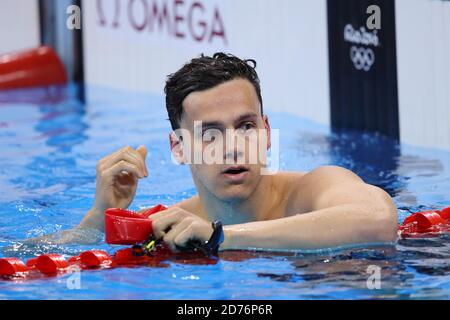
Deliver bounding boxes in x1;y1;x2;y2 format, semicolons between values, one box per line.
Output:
19;208;106;246
79;207;105;231
221;204;398;251
22;227;103;245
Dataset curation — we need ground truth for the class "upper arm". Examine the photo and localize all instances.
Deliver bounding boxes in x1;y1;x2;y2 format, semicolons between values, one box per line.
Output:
289;165;396;218
287;165;398;241
309;166;368;210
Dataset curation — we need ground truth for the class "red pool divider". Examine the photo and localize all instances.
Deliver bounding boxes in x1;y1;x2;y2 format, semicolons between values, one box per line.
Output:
105;204;167;245
0;258;28;276
399;206;450;237
0;46;67;90
440;207;450;220
35;254;69;275
0;245;215;279
79;250;112;268
4;204;449;280
0;204;176;279
0;254;70;276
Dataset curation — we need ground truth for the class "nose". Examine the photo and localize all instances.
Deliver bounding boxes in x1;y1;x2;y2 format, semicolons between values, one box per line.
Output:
223;130;244;163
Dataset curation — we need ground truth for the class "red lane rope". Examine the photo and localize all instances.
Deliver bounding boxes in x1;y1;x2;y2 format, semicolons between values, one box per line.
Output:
0;204;216;280
398;207;450;238
2;205;450;279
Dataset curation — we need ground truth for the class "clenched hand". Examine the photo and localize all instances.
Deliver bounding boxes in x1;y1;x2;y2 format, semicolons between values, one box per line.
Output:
80;145;148;230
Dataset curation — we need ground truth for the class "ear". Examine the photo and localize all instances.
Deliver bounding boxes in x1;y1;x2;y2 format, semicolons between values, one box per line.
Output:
169;131;185;164
263;115;271;150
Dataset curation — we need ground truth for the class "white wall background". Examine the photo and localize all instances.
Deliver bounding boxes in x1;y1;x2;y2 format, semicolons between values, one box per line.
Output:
0;0;40;54
82;0;330;125
80;0;450;151
0;0;448;150
396;0;450;150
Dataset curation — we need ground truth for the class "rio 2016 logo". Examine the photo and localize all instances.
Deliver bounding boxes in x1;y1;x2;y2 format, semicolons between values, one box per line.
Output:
343;5;381;72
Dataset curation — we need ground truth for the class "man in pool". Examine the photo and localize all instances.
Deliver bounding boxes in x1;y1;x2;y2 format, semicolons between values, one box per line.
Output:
78;53;398;251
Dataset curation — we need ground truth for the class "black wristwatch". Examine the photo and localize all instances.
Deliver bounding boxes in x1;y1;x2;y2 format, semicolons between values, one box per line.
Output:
181;220;224;256
202;220;224;256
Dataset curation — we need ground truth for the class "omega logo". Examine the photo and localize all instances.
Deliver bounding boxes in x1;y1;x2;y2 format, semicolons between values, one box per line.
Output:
96;0;227;45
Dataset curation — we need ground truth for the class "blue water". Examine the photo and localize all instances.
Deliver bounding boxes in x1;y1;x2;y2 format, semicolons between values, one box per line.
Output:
0;85;449;299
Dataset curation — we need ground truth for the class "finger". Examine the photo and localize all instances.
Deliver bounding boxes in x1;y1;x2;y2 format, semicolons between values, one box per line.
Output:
125;146;148;176
100;152;145;177
100;152;146;177
126;146;147;165
162;218;194;252
100;157;144;179
173;222;198;249
98;145;132;165
97;146;134;173
99;146;144;170
151;208;186;239
102;160;143;180
136;145;147;161
136;145;148;176
149;206;182;221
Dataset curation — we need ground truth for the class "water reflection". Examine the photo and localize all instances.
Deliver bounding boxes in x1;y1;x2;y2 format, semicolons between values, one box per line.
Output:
251;241;449;299
287;128;450;298
0;85;90;240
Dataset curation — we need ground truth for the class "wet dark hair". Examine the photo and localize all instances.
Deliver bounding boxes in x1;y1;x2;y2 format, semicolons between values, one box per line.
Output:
164;52;263;130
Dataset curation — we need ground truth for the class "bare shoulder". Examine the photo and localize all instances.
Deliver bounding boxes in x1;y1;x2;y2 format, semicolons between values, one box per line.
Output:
276;166;361;186
269;171;307;216
302;165;363;183
273;170;308;183
299;166;366;194
282;166;365;215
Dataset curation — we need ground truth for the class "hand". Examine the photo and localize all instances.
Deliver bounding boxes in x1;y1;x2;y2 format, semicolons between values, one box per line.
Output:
149;207;213;252
94;145;148;210
80;145;148;230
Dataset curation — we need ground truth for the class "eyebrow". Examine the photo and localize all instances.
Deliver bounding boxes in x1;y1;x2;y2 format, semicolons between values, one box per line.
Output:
195;112;259;131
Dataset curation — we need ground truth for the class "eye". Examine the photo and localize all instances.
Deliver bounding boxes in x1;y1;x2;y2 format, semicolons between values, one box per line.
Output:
239;122;255;131
202;128;220;141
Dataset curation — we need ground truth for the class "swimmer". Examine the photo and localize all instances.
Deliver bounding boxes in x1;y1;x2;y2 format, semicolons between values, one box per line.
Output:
78;53;398;251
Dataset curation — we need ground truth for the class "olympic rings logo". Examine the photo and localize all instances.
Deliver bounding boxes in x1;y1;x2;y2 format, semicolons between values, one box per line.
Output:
349;46;375;72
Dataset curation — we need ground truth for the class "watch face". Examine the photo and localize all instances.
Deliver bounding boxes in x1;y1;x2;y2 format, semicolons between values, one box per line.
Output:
213;221;224;244
219;231;224;245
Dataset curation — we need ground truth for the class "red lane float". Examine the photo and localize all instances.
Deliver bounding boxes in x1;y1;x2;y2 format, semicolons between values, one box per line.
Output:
105;204;167;244
0;258;28;276
399;206;450;238
79;250;112;268
440;207;450;220
35;254;69;274
0;46;67;90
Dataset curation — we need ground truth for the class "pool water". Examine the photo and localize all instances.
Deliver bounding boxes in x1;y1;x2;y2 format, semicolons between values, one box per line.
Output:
0;85;449;299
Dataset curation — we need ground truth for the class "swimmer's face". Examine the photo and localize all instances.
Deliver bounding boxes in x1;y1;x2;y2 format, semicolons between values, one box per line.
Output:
171;78;271;202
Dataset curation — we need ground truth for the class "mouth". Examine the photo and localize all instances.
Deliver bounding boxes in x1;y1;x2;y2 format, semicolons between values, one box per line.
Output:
221;166;250;182
222;166;249;175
